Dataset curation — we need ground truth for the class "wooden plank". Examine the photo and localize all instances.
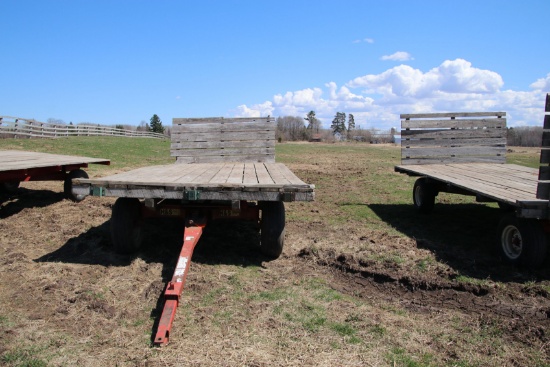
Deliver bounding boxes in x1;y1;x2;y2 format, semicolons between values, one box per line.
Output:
209;163;236;184
401;118;506;129
175;154;275;164
401;156;506;165
264;164;293;185
402;146;506;158
243;163;259;184
170;140;275;150
402;137;506;147
400;112;506;119
171;131;274;142
173;117;274;125
0;150;109;172
170;147;275;157
226;163;245;184
401;128;505;139
255;163;275;185
172;120;275;133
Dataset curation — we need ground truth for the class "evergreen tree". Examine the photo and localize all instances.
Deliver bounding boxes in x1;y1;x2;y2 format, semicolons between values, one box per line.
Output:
304;110;320;133
149;114;165;134
330;112;346;136
347;113;355;139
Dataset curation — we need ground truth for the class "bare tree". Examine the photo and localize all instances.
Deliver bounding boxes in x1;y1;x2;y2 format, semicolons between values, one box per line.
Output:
276;116;306;141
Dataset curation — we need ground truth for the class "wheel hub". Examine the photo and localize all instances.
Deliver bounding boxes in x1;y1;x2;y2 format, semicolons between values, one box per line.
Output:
502;225;522;260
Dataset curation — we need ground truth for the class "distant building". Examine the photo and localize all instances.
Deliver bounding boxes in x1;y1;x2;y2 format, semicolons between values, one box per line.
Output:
309;134;322;142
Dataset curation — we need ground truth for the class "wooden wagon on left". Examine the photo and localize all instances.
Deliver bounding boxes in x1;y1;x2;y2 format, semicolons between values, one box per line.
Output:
0;150;110;201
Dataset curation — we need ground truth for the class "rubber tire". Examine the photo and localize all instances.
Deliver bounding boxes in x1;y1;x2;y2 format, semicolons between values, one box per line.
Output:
64;169;89;202
413;177;436;214
260;201;285;259
111;198;143;254
497;214;548;268
0;181;20;194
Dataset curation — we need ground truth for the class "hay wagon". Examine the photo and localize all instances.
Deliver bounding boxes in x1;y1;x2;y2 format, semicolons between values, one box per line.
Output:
73;116;314;345
395;102;550;269
0;150;109;201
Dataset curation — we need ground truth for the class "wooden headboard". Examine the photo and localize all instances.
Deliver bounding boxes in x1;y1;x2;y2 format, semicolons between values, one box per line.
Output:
400;112;507;165
171;117;276;164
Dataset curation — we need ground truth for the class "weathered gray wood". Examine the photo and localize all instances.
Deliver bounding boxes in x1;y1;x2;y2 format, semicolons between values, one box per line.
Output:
170;117;276;163
0;150;110;172
399;112;507;165
401;112;506;119
401;118;506;129
395;163;544;208
79;116;312;202
402;137;506;147
171;140;275;150
401;156;506;165
171;131;275;142
176;154;275;164
172;120;275;133
171;147;275;157
402;146;506;158
401;128;505;139
79;162;313;201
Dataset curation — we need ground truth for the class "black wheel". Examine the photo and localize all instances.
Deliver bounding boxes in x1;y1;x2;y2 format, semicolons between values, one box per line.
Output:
0;181;20;194
260;201;285;259
64;169;89;202
111;198;143;254
413;177;436;214
497;214;548;268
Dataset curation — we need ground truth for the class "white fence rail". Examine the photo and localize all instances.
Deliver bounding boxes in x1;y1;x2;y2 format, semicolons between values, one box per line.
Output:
0;116;166;139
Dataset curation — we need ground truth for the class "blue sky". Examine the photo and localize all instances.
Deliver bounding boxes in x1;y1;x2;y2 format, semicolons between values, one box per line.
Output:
1;0;549;130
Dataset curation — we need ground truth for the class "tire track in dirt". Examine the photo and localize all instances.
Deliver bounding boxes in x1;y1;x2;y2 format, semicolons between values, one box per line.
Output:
296;247;550;349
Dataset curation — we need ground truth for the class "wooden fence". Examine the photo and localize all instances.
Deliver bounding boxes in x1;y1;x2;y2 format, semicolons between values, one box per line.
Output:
0;116;166;139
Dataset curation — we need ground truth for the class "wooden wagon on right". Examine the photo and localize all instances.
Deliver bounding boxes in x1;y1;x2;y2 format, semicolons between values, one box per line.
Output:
395;96;550;268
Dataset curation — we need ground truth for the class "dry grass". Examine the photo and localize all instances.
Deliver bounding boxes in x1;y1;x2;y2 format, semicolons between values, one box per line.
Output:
0;140;548;366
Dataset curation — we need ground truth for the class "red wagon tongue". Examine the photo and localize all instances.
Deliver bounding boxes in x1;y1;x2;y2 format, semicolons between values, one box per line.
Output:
154;223;204;346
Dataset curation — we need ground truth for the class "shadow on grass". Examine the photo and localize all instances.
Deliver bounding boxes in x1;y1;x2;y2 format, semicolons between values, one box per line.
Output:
35;216;273;345
0;187;65;219
367;202;550;282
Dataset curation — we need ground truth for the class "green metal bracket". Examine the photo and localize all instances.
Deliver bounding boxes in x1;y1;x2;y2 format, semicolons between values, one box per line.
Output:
282;192;295;202
185;190;201;200
92;186;105;197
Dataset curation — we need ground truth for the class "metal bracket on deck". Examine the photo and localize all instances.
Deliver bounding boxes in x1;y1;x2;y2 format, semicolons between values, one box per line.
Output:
91;186;105;197
184;190;201;200
282;192;295;202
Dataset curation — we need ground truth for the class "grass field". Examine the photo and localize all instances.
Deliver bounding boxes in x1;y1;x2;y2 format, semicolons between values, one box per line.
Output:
0;137;548;367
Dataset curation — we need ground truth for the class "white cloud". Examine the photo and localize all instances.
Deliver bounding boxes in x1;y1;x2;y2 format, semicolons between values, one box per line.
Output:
381;51;413;61
232;59;548;130
353;38;374;44
234;101;273;117
530;73;550;91
348;59;503;97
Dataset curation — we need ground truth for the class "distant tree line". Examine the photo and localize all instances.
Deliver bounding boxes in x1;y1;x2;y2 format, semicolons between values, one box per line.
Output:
507;127;543;147
277;111;365;141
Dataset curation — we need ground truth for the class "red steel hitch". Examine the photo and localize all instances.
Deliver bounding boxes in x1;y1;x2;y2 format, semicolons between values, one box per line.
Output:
154;221;205;346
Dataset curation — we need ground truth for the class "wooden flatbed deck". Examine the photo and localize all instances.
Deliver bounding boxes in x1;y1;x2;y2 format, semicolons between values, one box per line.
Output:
75;162;314;202
0;150;109;173
395;163;546;208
